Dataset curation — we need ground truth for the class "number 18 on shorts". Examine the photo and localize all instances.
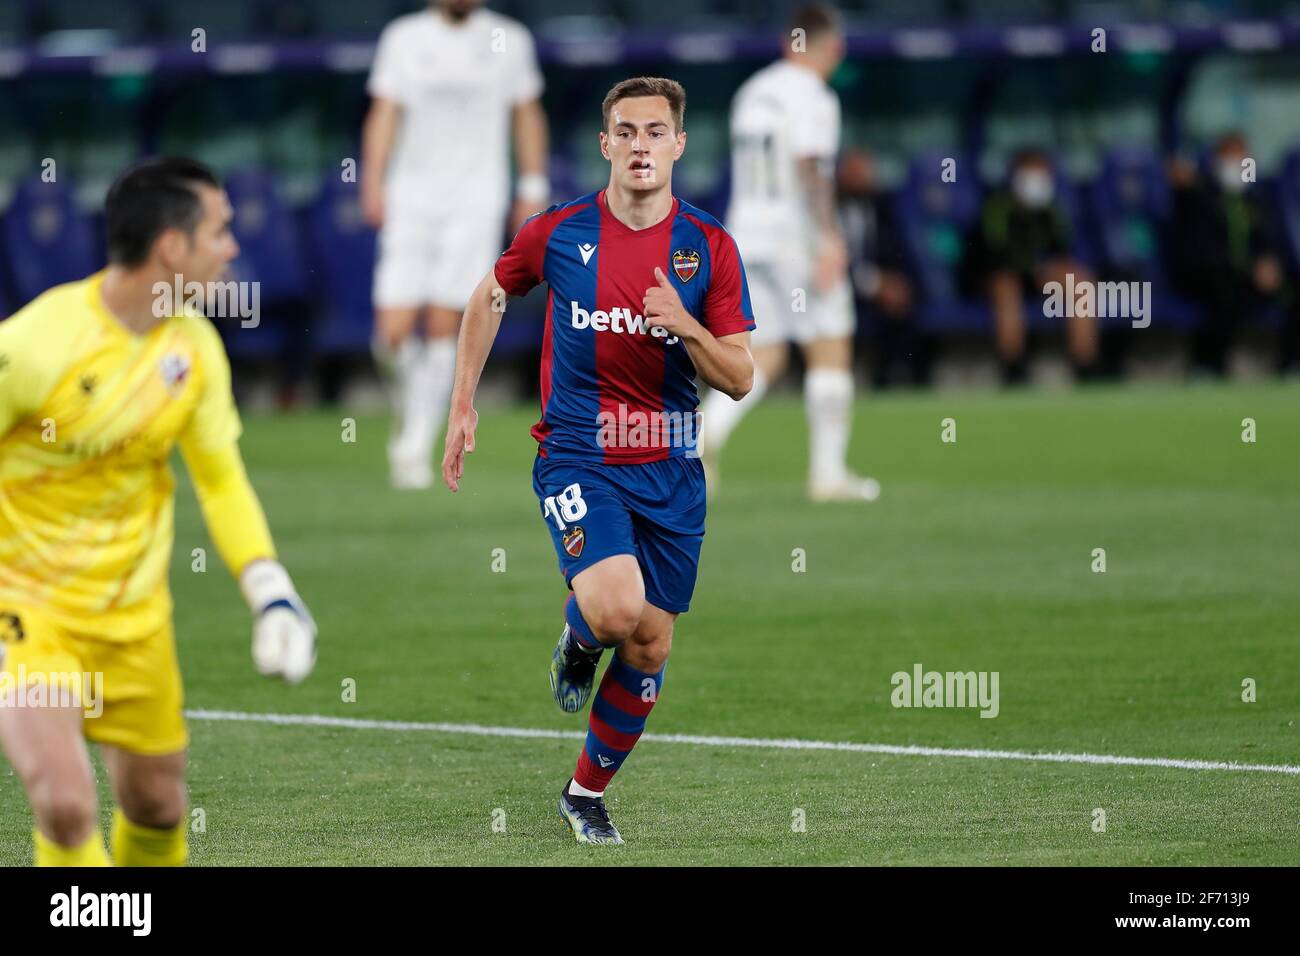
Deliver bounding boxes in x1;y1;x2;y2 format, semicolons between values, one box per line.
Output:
531;455;707;615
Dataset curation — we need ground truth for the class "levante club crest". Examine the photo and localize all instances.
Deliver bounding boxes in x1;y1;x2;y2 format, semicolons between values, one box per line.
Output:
562;526;585;558
671;248;700;283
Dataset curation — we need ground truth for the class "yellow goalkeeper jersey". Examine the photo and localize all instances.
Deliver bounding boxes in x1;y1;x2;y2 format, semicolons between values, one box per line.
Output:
0;271;263;640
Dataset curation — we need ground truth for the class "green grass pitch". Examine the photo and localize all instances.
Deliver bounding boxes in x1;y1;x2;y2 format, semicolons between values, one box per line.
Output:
1;381;1297;865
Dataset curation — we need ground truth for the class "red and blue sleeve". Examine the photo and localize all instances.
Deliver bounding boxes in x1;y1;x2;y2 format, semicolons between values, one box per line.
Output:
494;211;553;297
700;228;756;338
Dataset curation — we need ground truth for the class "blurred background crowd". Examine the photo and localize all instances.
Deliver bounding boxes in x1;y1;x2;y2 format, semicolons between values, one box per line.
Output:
2;0;1300;403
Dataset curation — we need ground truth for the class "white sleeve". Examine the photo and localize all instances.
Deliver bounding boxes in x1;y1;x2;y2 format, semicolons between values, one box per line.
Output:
789;88;839;160
507;25;544;105
367;23;404;102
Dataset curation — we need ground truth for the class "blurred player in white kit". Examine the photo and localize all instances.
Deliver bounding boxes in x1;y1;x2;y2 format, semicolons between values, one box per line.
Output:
701;3;879;502
362;0;550;488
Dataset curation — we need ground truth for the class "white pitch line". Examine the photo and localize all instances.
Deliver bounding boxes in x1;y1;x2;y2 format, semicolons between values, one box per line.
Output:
185;709;1300;776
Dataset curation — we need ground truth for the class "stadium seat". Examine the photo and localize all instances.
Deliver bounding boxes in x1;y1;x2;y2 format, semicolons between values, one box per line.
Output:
0;175;100;309
1276;145;1300;274
222;169;310;359
225;169;309;300
894;151;990;333
305;175;375;356
1090;148;1202;330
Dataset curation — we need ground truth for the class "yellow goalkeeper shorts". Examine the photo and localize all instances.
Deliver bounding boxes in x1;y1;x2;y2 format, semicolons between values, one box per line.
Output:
0;604;188;756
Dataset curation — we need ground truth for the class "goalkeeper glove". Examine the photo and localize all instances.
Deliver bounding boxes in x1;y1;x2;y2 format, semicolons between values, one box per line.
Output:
239;560;316;684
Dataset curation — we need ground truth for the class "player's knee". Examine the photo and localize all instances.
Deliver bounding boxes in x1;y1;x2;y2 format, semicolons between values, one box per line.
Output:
377;325;409;351
376;310;418;348
626;615;672;670
426;310;461;339
625;630;671;672
585;595;643;643
31;783;97;845
120;779;186;830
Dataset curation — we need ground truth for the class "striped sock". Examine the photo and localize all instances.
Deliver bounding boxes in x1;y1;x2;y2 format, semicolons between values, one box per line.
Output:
564;594;604;652
573;653;665;795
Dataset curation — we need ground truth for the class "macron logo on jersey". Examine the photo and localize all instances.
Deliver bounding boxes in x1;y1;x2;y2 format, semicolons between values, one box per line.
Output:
577;242;597;265
570;302;680;345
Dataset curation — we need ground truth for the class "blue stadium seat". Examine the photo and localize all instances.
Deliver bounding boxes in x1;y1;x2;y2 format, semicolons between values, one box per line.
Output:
1090;148;1201;330
1091;149;1170;267
0;175;100;309
222;169;309;359
305;175;375;356
894;151;990;333
1277;146;1300;274
225;169;308;301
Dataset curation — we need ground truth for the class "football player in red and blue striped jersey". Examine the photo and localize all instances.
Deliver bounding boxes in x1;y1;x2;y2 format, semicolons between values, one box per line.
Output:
442;77;755;845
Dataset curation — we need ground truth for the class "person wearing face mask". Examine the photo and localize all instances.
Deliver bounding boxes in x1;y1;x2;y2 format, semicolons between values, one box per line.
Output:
962;148;1098;384
1169;133;1296;376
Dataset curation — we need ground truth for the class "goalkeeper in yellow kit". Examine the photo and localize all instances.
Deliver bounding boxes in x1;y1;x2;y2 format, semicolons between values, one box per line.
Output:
0;157;317;867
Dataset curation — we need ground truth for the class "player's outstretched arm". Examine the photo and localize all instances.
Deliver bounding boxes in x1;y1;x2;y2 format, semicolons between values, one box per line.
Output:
443;268;510;492
180;440;316;685
643;267;754;400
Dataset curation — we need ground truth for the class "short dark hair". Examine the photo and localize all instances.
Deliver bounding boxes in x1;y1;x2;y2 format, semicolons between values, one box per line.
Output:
105;157;220;266
601;77;686;134
1215;131;1247;154
1011;146;1051;169
788;3;841;44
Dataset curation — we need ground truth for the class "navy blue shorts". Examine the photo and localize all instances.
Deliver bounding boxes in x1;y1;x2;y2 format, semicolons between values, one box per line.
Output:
531;454;707;614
